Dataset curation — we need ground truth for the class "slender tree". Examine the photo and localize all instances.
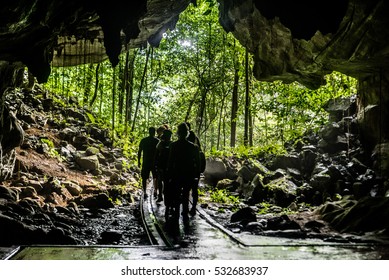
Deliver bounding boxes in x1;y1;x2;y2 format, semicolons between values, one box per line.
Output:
131;46;151;133
125;49;137;135
231;66;239;148
244;48;250;147
89;63;100;107
111;66;117;139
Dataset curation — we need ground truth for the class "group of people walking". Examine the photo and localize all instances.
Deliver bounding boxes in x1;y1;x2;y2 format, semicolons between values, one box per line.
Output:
137;122;204;232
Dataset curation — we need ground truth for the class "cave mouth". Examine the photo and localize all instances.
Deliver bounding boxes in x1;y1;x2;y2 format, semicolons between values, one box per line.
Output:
1;0;389;256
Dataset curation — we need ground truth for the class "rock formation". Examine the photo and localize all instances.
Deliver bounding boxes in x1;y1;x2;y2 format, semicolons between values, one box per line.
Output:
217;0;389;170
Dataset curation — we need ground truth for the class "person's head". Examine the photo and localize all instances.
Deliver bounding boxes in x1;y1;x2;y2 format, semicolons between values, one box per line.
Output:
156;125;166;137
161;129;172;141
177;122;189;139
148;127;156;136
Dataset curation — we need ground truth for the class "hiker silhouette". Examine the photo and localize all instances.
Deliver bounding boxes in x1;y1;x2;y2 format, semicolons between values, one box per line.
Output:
167;122;200;231
185;122;205;216
155;129;173;203
138;127;159;198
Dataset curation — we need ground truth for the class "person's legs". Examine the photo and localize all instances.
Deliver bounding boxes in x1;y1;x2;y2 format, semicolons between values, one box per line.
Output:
190;178;199;215
141;174;148;198
141;165;152;198
151;168;158;198
181;184;191;226
169;180;181;234
156;169;164;202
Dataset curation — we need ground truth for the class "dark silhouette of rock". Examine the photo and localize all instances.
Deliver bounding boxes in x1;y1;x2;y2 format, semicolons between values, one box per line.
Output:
231;207;257;226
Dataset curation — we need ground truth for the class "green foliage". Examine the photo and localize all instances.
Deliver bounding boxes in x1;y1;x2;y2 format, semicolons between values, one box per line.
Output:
40;138;54;148
41;0;358;160
257;202;272;215
209;189;240;207
85;112;95;123
210;189;228;203
40;138;62;160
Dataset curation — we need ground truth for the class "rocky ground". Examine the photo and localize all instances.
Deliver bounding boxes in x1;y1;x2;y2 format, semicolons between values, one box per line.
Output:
1;86;388;248
0;86;148;246
200;95;389;244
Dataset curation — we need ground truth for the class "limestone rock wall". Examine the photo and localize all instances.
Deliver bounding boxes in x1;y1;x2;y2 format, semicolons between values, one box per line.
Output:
218;0;389;89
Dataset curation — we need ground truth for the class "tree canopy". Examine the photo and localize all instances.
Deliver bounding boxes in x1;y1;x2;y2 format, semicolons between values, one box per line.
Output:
43;0;357;156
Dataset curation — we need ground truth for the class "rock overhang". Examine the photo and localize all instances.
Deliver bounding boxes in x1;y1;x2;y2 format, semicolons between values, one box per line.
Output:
0;0;388;89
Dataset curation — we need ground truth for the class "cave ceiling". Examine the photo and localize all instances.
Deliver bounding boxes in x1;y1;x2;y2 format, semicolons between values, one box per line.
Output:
0;0;388;88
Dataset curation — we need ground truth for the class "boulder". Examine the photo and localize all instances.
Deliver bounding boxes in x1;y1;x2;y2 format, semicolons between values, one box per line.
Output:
45;192;66;206
318;197;389;233
77;193;115;209
203;158;227;184
73;134;90;149
300;147;318;176
266;215;301;231
88;126;109;143
324;96;356;122
62;181;83;196
0;185;17;201
19;186;38;199
216;178;238;191
100;229;122;244
319;122;343;142
109;173;127;185
231;207;257;226
319;135;349;154
75;154;99;171
250;175;266;204
65;108;87;122
270;154;301;171
265;176;298;207
85;146;100;156
0;213;42;246
237;165;256;182
310;172;332;192
59;127;77;142
224;158;240;180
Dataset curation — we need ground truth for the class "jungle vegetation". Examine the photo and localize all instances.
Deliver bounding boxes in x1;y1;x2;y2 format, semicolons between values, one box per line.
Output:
43;0;357;158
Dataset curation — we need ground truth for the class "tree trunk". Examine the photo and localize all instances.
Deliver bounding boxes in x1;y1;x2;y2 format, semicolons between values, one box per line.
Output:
249;105;253;146
83;63;94;106
111;66;117;140
89;63;100;107
131;47;150;133
231;67;239;148
196;89;207;137
125;49;137;136
118;58;124;124
244;48;250;147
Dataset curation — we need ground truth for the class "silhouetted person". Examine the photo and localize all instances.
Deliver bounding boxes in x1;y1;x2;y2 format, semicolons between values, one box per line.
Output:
186;122;201;150
156;125;166;139
167;122;200;230
155;129;172;203
185;122;203;216
138;127;159;198
154;124;170;198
